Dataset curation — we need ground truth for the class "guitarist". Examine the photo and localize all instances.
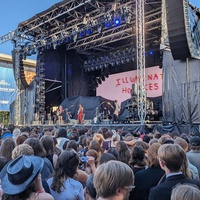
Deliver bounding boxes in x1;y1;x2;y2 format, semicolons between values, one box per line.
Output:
57;105;64;124
77;104;84;124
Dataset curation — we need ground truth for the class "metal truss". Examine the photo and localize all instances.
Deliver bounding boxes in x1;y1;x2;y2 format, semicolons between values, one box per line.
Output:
0;0;161;57
136;0;146;125
0;31;16;44
18;0;92;33
68;8;161;53
13;52;21;125
160;0;169;49
34;52;46;124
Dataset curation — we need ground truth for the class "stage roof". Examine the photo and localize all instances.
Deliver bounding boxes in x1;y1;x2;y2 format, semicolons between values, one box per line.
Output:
17;0;162;55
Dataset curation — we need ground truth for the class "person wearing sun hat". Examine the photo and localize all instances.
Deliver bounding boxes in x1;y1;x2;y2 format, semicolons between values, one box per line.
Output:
0;155;54;200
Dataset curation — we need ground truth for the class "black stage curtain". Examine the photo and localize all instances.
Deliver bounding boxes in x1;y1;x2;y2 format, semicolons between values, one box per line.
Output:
61;96;115;120
162;51;200;124
61;96;161;122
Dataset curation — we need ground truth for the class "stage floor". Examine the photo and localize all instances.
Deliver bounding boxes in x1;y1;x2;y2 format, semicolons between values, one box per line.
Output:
25;121;200;134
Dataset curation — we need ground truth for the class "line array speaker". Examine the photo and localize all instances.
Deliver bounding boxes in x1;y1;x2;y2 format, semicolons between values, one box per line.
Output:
166;0;191;60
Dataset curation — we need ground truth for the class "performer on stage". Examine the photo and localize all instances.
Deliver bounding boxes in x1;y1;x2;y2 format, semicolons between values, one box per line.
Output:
77;104;84;124
57;105;64;124
113;100;121;123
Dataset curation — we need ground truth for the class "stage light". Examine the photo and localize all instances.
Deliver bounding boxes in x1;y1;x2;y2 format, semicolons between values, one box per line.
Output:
52;35;58;42
86;28;92;35
105;21;111;28
105;13;112;28
149;50;154;55
73;34;78;42
40;39;46;46
97;25;102;34
53;43;57;50
114;18;121;25
57;40;62;45
65;37;70;43
62;31;69;37
79;31;85;37
83;14;90;25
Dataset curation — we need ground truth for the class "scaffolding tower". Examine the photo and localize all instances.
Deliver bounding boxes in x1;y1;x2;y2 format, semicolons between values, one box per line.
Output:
136;0;146;125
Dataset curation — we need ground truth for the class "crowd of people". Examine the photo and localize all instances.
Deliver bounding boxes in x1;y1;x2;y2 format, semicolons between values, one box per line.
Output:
0;124;200;200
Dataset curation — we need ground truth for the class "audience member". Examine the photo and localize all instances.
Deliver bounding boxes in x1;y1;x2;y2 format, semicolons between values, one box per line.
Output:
116;141;131;165
12;144;34;159
40;135;58;168
129;146;146;174
12;128;21;140
131;143;165;200
85;174;96;200
187;136;200;179
149;144;200;200
94;160;134;200
0;155;53;200
24;138;53;181
0;138;16;161
174;137;199;179
171;184;200;200
98;153;116;165
107;147;119;160
47;150;84;200
16;135;27;145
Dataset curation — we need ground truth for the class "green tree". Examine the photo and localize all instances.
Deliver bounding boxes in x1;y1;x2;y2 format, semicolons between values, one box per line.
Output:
0;111;9;126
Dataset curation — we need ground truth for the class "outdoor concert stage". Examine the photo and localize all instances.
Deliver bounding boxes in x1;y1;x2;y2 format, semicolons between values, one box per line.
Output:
29;120;200;135
9;0;200;131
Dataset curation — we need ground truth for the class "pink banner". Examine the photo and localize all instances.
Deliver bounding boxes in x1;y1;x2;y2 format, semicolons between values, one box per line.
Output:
97;66;162;104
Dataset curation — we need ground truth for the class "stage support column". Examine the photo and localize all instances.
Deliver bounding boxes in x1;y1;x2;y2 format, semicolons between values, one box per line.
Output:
136;0;146;125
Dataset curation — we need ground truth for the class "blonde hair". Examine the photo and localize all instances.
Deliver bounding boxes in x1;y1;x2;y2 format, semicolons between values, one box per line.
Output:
12;144;34;159
93;133;104;146
174;137;188;152
171;184;200;200
94;160;134;198
158;144;185;172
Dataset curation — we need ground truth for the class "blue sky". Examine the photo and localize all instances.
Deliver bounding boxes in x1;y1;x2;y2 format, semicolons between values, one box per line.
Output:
0;0;199;57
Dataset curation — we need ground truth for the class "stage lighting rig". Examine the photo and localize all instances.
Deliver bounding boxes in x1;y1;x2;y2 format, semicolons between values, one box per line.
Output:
15;3;133;57
84;45;135;71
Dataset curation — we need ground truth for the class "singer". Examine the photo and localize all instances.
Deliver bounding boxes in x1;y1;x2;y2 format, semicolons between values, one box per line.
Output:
77;104;84;124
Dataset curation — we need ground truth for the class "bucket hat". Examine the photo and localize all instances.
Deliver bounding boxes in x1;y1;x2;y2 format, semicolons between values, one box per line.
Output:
0;155;44;195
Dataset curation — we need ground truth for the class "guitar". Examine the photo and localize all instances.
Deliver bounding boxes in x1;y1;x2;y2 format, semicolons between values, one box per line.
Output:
57;105;74;116
57;108;64;115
